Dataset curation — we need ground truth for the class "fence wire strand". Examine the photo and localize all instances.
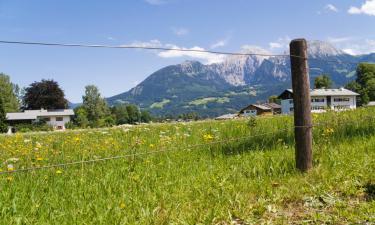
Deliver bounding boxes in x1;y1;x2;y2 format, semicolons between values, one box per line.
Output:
1;115;375;175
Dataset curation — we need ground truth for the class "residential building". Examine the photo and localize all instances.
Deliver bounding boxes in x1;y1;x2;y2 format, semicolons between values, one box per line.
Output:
6;109;75;130
278;88;359;114
239;103;281;117
215;114;238;120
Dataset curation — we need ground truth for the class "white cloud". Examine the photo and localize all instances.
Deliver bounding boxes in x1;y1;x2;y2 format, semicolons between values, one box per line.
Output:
327;37;353;43
121;40;225;64
241;45;272;55
327;37;375;55
145;0;166;5
210;38;229;49
325;4;339;12
123;39;163;48
172;27;189;36
348;0;375;16
158;44;225;64
268;36;291;51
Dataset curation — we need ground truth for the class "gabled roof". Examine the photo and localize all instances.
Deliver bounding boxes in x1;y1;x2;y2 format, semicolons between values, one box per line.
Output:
262;102;281;109
280;88;359;98
6;109;75;121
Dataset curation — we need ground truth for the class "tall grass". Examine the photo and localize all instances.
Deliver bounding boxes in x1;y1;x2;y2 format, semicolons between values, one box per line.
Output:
0;108;374;224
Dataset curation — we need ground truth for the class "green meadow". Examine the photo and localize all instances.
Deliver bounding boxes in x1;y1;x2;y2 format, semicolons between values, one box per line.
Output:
0;108;374;224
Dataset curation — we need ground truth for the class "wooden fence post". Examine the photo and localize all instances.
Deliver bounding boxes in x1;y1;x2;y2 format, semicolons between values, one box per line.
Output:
290;39;313;172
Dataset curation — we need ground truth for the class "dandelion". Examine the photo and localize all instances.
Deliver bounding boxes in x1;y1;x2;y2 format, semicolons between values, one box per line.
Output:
203;134;214;141
56;170;63;174
119;203;126;209
74;137;80;142
36;157;44;161
6;176;13;182
7;164;14;171
149;144;155;148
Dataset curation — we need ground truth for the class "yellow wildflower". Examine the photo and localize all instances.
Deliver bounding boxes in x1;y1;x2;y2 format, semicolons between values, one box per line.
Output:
6;176;13;182
120;203;126;209
203;134;214;141
36;157;43;161
56;170;63;174
149;144;155;148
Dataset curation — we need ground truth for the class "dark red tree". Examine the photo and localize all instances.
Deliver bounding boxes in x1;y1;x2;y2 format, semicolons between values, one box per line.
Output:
23;79;68;110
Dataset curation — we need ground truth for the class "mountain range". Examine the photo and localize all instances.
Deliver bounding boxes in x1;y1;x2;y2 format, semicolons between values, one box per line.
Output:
107;40;375;117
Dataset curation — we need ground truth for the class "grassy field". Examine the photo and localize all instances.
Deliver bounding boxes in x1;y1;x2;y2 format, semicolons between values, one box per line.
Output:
0;108;374;224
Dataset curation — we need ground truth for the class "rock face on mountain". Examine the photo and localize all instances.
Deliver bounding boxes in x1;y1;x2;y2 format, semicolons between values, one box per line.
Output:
107;41;368;117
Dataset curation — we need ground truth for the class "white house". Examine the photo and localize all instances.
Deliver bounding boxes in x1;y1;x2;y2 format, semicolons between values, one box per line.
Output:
278;88;360;114
6;109;75;130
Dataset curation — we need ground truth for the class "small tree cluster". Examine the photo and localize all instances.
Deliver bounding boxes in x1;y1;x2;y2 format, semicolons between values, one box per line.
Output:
346;63;375;105
71;85;153;128
0;97;8;133
314;74;332;89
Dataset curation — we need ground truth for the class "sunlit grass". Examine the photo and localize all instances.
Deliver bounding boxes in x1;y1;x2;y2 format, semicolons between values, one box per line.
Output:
0;108;374;224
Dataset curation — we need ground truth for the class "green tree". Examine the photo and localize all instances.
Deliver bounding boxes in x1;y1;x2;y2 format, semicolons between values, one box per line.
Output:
140;110;152;123
314;74;332;89
268;95;281;104
0;73;20;112
0;97;8;133
23;79;68;110
82;85;110;127
346;63;375;105
111;104;129;125
74;106;89;128
125;105;140;124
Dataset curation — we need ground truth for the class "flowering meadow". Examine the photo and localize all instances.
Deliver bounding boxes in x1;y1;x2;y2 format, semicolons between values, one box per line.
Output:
0;108;374;224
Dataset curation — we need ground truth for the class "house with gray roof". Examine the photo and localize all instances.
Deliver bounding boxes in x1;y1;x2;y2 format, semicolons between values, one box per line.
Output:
278;88;360;114
239;102;281;117
6;109;75;130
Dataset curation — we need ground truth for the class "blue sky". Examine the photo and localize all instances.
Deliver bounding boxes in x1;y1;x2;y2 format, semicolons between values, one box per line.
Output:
0;0;375;102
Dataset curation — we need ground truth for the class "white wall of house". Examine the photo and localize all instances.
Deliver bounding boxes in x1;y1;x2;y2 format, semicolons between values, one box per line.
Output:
41;116;71;130
331;96;357;110
242;109;257;117
281;95;357;114
281;99;294;114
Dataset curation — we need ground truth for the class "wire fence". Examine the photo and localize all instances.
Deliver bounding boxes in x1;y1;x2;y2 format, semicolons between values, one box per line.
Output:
1;114;374;176
0;39;374;175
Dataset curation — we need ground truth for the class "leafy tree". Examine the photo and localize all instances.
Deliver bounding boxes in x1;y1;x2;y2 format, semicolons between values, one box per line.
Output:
82;85;110;127
140;110;152;123
268;95;281;104
0;73;20;112
0;97;8;133
74;106;89;128
314;74;332;89
346;63;375;105
126;105;140;124
111;104;129;125
23;79;68;110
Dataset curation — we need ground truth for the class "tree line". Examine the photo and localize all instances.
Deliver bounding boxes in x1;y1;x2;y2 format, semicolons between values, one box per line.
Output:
0;74;152;132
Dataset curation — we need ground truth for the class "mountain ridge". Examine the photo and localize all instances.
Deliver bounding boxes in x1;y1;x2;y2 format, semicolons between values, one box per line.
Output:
107;40;372;117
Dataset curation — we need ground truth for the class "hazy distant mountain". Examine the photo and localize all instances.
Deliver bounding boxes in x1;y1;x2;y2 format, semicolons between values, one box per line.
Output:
107;40;371;117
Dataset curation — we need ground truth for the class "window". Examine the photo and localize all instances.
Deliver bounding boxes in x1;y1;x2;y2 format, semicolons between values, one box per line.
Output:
334;97;350;102
44;117;51;122
290;107;294;112
56;117;64;121
311;106;325;111
289;100;294;104
312;98;325;103
334;105;350;110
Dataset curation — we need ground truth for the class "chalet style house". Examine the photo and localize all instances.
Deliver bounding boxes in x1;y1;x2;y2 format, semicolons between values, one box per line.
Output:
278;88;360;114
239;103;281;117
6;109;75;131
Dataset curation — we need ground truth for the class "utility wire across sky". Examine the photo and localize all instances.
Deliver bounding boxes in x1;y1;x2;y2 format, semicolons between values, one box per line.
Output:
0;40;373;65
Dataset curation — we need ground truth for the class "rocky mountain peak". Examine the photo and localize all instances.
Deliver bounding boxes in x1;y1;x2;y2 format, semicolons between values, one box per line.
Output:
307;40;345;58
